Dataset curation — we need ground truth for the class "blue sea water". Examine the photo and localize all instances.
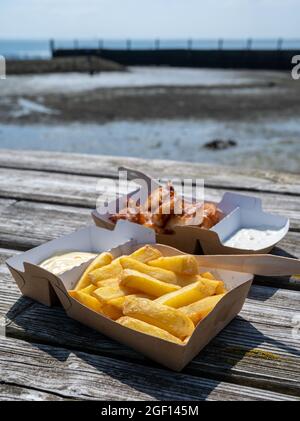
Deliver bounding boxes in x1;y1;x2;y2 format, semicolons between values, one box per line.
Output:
1;39;300;59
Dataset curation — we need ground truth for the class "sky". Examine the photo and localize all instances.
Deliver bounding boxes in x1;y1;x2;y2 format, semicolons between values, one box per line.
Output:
0;0;299;40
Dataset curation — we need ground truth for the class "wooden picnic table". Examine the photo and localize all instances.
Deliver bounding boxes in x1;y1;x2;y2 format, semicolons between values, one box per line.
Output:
0;148;299;401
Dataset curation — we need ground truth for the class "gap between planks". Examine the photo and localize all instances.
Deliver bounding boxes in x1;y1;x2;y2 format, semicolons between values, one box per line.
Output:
0;149;299;196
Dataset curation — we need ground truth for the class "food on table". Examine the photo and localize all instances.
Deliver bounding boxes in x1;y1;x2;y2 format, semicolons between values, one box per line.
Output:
200;271;216;280
180;294;226;325
148;254;199;275
101;303;123;320
80;284;97;294
69;289;103;314
109;183;223;234
117;316;183;344
108;294;153;310
123;296;194;340
223;225;286;250
68;245;227;344
40;251;97;276
154;279;217;308
129;245;162;263
75;252;113;290
120;269;180;297
119;256;177;284
89;259;123;284
92;284;134;303
96;277;120;287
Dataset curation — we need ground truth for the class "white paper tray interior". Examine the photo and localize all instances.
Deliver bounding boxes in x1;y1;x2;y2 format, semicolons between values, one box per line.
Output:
6;220;156;273
212;193;289;250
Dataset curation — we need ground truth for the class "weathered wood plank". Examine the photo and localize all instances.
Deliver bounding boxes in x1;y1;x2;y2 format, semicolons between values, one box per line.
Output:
0;200;91;250
0;168;299;230
0;198;16;212
0;248;33;318
0;336;297;401
0;384;66;401
0;149;299;195
8;304;300;396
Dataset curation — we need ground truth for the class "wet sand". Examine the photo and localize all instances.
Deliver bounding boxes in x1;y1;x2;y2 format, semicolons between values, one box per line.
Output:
0;67;298;124
0;67;299;173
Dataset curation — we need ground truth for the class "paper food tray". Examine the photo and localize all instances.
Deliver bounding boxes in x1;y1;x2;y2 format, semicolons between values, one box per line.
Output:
92;167;289;255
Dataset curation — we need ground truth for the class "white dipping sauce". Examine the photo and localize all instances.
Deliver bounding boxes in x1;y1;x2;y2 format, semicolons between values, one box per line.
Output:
224;225;285;250
40;252;97;275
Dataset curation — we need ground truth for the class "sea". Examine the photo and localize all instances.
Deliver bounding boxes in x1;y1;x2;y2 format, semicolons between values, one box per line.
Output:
1;38;300;59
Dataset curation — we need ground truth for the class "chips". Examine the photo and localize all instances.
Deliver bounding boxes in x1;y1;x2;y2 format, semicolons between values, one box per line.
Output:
123;297;194;340
89;259;123;284
154;280;217;308
148;255;199;275
180;294;226;325
75;252;113;290
68;245;227;344
120;269;180;297
117;316;183;344
120;256;177;284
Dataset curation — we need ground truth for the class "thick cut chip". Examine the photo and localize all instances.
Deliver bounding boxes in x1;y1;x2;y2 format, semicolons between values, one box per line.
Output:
200;277;227;295
89;259;123;284
68;290;103;313
80;284;97;295
175;273;200;287
120;257;177;284
200;271;216;280
120;269;180;297
176;273;226;292
96;277;120;288
200;272;226;293
75;252;113;290
108;293;152;311
129;245;162;263
148;255;199;275
92;285;134;304
123;297;194;340
101;303;123;320
215;281;227;294
117;316;183;344
180;293;226;324
155;280;216;308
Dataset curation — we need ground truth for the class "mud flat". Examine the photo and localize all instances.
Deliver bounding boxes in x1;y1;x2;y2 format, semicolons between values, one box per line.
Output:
6;56;125;75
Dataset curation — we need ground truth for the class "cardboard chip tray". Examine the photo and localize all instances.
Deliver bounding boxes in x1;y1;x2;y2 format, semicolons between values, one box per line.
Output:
92;167;289;255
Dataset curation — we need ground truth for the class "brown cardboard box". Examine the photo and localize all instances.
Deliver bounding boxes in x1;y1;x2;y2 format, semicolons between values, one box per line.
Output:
92;167;289;255
6;221;154;306
45;241;254;371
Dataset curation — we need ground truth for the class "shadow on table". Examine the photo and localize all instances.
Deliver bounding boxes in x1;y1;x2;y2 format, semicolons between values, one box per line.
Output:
251;246;300;299
6;297;300;400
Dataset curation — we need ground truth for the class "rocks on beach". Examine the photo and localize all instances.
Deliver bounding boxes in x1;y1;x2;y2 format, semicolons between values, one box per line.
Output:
203;139;237;150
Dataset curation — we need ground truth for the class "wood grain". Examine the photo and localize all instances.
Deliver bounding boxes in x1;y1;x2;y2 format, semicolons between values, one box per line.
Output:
0;384;66;401
1;336;297;401
0;149;299;195
0;167;299;230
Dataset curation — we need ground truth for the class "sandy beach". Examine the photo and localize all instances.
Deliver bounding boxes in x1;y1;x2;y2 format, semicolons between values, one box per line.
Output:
0;67;299;172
